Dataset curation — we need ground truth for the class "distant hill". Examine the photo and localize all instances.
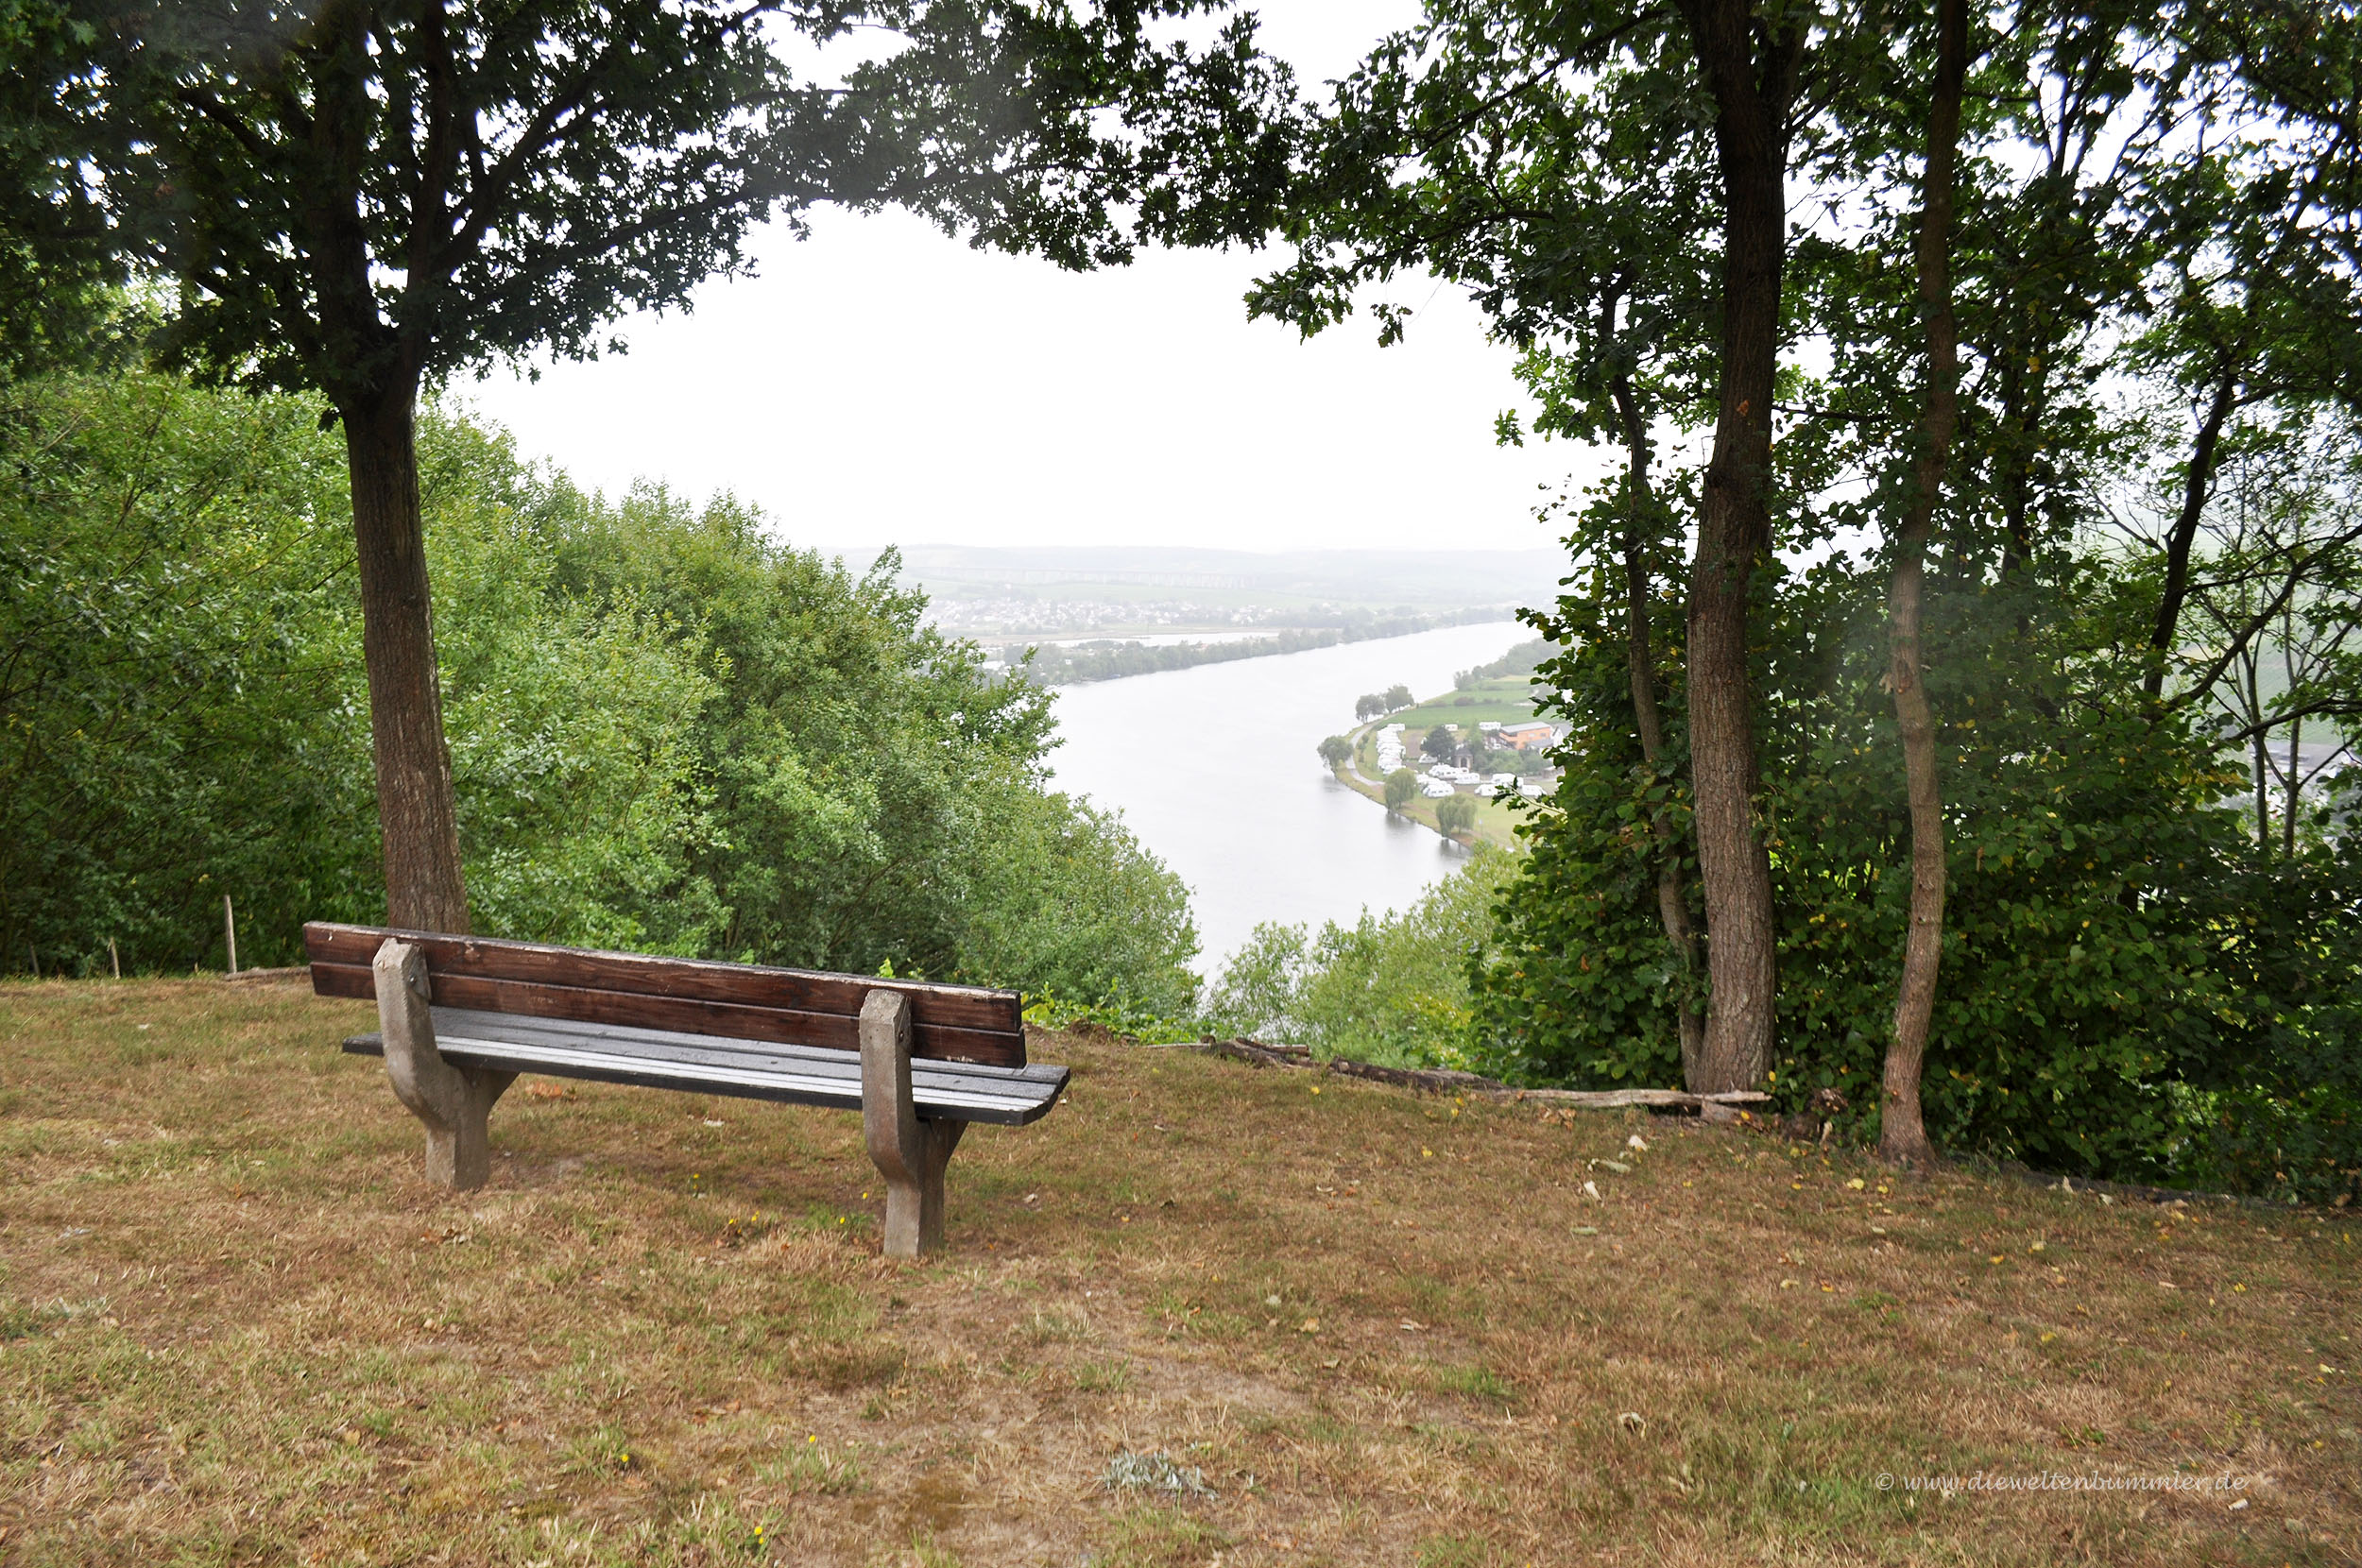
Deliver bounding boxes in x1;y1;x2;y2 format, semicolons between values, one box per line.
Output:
827;544;1565;619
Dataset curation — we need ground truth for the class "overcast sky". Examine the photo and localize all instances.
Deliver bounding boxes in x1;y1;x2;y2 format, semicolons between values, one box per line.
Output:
458;1;1615;557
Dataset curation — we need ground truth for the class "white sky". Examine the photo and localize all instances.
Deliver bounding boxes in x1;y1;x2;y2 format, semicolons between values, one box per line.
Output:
457;1;1610;556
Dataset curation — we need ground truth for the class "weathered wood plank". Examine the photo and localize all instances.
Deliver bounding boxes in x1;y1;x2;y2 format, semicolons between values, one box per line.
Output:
307;949;1024;1067
302;923;1024;1044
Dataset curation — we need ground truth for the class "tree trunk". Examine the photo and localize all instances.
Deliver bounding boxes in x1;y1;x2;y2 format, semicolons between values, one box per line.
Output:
2284;713;2301;859
345;384;471;934
2145;369;2238;699
1677;0;1799;1092
1879;0;1968;1171
2248;654;2272;860
1994;348;2035;582
1609;374;1707;1088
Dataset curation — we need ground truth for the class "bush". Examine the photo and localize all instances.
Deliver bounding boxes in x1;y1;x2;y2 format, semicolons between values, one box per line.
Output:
1384;769;1419;811
1204;849;1517;1066
2171;818;2362;1204
1435;794;1478;838
0;372;721;967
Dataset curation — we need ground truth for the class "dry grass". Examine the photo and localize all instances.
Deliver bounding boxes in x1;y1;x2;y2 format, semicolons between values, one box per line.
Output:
2;978;2356;1567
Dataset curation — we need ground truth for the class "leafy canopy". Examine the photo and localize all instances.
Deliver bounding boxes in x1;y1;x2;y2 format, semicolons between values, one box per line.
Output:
61;0;1296;405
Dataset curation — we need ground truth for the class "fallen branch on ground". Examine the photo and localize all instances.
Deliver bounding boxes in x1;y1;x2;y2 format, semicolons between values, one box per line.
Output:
1192;1037;1771;1111
1505;1087;1772;1110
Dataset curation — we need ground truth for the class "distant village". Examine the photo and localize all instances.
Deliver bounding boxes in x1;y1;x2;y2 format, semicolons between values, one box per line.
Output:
1370;718;1564;801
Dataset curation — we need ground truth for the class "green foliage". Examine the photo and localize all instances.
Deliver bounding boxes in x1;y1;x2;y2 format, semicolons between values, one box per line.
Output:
60;0;1293;411
952;786;1199;1020
0;373;725;969
1384;769;1418;811
1383;684;1413;711
2172;820;2362;1205
1756;631;2249;1179
1;372;1198;1011
1317;735;1351;768
1474;512;2357;1190
1257;0;2362;1195
1020;991;1201;1048
1204;849;1516;1067
423;462;727;956
1454;638;1549;690
1434;794;1478;839
1421;726;1458;763
0;372;369;969
529;478;1196;1005
0;0;127;382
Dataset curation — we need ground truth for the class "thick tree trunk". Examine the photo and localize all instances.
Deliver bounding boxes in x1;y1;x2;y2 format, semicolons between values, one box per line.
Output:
345;385;471;934
1610;375;1707;1088
2145;370;2238;699
1678;0;1798;1092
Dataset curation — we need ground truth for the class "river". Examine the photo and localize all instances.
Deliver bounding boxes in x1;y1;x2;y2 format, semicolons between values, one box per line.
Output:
1044;620;1528;978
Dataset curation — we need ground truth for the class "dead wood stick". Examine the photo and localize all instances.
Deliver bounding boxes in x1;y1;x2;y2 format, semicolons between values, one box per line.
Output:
1191;1038;1770;1111
1495;1087;1772;1109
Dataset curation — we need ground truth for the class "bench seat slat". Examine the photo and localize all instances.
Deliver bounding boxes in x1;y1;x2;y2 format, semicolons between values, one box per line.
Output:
434;1009;1067;1094
338;1009;1065;1127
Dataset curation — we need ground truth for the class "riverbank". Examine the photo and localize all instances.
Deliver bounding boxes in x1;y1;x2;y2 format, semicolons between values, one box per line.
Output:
1046;622;1528;971
1001;606;1517;686
1326;718;1528;850
1322;662;1554;851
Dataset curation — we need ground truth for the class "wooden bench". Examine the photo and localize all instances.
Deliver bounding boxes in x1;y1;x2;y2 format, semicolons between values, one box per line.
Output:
302;922;1066;1255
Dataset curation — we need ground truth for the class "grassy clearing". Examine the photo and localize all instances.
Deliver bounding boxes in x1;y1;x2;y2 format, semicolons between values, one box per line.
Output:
3;978;2357;1565
1384;679;1539;732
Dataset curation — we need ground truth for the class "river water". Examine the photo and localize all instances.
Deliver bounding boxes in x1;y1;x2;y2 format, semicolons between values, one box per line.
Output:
1044;621;1527;978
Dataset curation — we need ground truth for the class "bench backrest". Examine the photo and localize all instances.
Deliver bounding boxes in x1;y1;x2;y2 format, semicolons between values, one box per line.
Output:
302;923;1027;1068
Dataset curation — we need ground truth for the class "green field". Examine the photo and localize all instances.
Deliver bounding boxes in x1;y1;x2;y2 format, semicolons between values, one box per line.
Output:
1382;676;1540;731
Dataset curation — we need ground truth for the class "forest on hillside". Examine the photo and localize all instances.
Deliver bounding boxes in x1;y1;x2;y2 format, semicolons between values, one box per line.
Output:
0;373;1201;1018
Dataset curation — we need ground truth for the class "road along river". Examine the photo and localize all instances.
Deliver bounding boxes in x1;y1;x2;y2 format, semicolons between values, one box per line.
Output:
1044;620;1527;978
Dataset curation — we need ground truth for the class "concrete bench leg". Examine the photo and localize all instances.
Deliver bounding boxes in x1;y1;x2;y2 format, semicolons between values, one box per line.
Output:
374;939;514;1191
862;991;966;1256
